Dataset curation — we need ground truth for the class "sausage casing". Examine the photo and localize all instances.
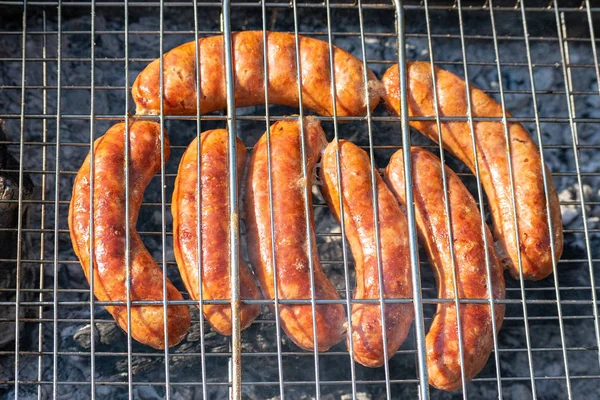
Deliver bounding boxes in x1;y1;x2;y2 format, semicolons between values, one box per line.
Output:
382;62;563;280
132;31;381;118
244;118;345;351
68;121;191;349
385;147;506;391
172;130;262;335
320;140;413;367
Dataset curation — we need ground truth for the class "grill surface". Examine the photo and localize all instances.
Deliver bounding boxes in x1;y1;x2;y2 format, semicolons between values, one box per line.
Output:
1;0;600;399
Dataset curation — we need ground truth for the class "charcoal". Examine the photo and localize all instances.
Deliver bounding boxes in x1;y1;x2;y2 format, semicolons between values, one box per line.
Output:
0;119;35;349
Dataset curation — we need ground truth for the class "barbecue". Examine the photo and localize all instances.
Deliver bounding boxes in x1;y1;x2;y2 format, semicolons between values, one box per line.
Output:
1;1;599;399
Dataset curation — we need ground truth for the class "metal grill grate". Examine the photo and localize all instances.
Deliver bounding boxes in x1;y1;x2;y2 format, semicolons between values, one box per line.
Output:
1;0;599;399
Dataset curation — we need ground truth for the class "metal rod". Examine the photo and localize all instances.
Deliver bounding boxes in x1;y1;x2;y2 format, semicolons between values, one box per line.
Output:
221;2;242;398
122;0;133;398
191;1;208;398
259;4;286;398
52;1;63;398
36;10;48;400
6;374;600;388
391;1;429;398
13;2;28;397
4;113;600;124
1;1;600;12
88;1;98;398
158;1;172;398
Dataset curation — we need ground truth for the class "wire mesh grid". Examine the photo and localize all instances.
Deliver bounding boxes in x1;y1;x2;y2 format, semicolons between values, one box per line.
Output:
0;0;599;399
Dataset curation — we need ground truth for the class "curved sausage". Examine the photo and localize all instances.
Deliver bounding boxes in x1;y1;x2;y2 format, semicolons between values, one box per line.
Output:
244;118;345;351
384;147;506;391
172;129;261;335
319;140;413;367
132;31;381;118
68;121;191;349
382;62;563;280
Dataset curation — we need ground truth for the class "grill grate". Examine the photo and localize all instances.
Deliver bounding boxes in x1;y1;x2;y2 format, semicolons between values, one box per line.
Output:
1;0;600;399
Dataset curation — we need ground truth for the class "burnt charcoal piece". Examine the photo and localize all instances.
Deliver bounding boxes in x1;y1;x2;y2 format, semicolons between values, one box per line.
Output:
0;119;35;349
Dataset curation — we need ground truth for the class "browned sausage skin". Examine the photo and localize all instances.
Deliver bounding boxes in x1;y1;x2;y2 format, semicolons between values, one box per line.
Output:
382;62;563;280
320;140;413;367
172;130;261;335
68;121;191;349
384;147;506;391
244;118;345;351
132;31;381;118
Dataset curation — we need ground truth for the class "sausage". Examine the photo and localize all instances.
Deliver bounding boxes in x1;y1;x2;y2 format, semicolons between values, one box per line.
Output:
382;62;563;280
244;118;345;351
132;31;381;118
384;147;506;391
319;140;413;367
172;129;261;335
68;121;191;349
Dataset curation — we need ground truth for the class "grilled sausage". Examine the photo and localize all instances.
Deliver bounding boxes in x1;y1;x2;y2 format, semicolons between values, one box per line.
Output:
244;118;345;351
320;140;413;367
172;129;261;335
382;62;563;280
384;147;505;391
69;121;191;349
132;31;381;118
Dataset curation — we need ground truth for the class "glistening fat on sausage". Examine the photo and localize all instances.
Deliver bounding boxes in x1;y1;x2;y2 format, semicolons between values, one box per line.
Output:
132;31;381;118
68;121;191;349
319;139;414;368
382;62;563;281
172;129;261;335
244;118;346;351
384;147;505;391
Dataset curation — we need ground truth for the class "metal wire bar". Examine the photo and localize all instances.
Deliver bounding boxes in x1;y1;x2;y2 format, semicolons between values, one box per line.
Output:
2;284;597;299
158;1;172;398
13;2;27;398
122;0;133;398
3;85;600;98
4;295;600;307
7;224;600;235
52;2;63;398
3;340;599;357
221;2;242;398
88;1;98;399
260;5;286;400
2;0;600;13
191;1;208;398
6;114;600;124
7;28;600;47
7;374;600;388
36;10;48;400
